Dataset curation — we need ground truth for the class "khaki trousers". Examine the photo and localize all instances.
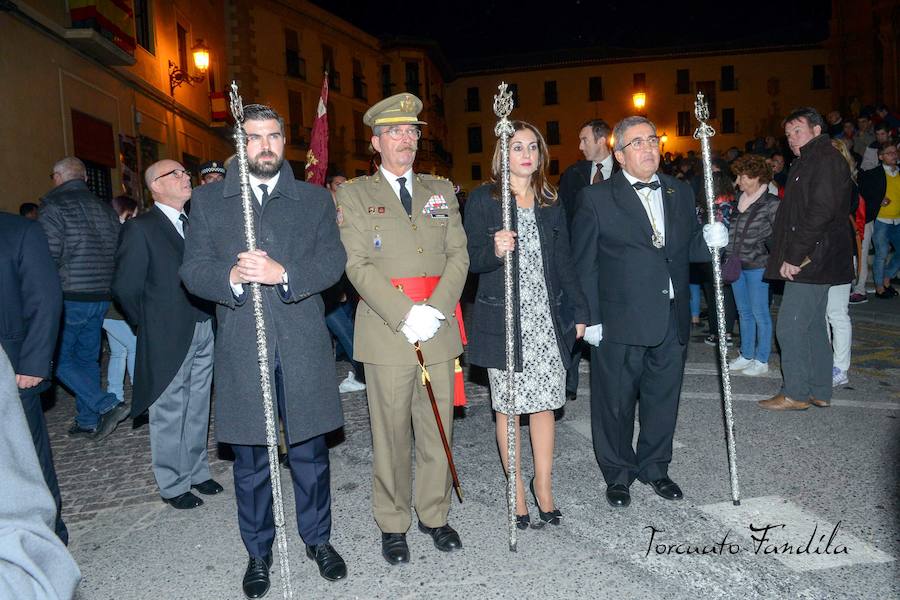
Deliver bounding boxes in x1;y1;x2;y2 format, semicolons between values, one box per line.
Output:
365;359;455;533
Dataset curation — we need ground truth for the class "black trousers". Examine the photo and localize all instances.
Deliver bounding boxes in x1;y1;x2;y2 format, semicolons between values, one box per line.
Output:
589;304;687;487
231;355;331;558
20;387;68;545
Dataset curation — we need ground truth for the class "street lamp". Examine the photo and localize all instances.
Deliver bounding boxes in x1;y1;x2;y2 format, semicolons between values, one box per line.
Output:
660;132;668;151
632;92;647;111
169;39;210;96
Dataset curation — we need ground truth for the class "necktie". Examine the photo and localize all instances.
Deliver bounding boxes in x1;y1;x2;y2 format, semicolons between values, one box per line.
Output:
178;213;189;237
396;176;412;216
632;181;661;191
258;183;270;205
592;163;605;184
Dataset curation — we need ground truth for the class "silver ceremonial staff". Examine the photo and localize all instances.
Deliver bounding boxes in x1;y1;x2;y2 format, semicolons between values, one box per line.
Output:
229;82;295;598
693;91;742;507
493;82;518;551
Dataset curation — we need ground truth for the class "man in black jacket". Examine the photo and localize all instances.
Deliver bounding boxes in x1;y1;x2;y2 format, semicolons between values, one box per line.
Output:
558;119;618;400
0;213;67;544
113;159;220;511
40;157;126;440
761;108;854;411
571;116;728;508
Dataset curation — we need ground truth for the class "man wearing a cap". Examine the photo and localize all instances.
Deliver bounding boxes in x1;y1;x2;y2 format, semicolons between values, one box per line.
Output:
337;94;469;565
198;160;226;185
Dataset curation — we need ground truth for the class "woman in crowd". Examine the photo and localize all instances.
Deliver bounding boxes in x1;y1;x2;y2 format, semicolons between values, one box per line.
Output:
103;195;138;406
725;155;780;376
464;121;587;529
827;140;860;386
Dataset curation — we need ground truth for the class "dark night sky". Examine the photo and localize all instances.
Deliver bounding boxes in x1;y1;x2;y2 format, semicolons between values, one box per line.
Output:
314;0;831;71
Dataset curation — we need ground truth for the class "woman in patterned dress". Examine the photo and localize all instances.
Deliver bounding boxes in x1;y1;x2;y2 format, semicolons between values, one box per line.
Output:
464;121;588;528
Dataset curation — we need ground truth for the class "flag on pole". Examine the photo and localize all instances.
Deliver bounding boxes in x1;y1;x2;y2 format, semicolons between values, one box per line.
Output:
305;74;329;185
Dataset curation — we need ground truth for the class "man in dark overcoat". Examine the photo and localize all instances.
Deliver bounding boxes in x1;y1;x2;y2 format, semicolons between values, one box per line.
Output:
558;118;619;401
0;212;66;543
571;116;728;509
112;159;219;510
180;104;348;598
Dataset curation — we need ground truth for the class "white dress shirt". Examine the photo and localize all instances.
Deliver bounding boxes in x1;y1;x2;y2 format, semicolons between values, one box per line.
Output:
380;166;414;204
589;155;615;182
154;202;187;238
622;170;674;298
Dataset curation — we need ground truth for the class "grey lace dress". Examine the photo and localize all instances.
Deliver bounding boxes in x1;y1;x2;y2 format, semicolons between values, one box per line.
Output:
488;206;565;415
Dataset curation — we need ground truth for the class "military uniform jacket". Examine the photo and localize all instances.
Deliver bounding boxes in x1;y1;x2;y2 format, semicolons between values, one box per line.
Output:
337;171;469;366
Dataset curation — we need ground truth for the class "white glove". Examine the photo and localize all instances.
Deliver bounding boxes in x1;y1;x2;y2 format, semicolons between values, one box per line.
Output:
584;324;603;347
404;304;446;342
400;324;419;345
703;222;729;249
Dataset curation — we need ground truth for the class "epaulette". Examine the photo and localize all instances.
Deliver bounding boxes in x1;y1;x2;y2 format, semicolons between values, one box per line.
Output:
345;175;369;185
420;173;448;181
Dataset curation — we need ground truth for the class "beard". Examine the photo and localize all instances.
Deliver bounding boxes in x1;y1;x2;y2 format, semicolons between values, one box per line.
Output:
248;150;284;178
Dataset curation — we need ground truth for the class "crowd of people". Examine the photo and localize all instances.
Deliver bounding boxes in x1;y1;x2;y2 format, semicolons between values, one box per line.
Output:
1;93;897;599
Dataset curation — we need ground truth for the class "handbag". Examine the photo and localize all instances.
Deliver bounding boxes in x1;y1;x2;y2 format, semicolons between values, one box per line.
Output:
721;199;762;284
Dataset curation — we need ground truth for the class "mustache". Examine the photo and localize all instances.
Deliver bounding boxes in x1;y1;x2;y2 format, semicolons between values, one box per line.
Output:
398;145;416;152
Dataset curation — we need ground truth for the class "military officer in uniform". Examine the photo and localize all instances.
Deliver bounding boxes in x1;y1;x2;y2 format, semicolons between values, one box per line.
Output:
337;93;469;565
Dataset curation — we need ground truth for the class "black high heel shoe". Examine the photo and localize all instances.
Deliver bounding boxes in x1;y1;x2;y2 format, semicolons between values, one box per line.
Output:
530;477;561;525
515;513;530;530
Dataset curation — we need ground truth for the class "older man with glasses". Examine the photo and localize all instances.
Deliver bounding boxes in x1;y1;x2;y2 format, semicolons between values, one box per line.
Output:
112;159;219;512
571;116;728;509
337;93;469;565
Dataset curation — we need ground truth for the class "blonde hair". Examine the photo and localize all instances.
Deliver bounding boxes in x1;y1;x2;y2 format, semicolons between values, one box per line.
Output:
831;138;857;183
490;120;557;207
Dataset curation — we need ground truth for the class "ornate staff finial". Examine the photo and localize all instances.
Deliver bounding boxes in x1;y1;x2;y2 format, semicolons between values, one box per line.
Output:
229;81;244;123
693;91;715;140
494;82;515;138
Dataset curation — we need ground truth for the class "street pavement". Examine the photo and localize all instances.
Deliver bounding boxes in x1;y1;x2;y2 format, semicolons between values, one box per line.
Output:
47;296;899;600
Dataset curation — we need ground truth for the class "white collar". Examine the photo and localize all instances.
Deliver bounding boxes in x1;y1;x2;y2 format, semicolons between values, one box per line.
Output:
249;172;280;202
154;201;186;223
622;170;660;187
380;166;414;186
884;164;899;177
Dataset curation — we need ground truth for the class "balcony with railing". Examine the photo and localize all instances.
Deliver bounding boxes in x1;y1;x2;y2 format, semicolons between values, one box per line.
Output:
289;124;312;147
417;138;453;169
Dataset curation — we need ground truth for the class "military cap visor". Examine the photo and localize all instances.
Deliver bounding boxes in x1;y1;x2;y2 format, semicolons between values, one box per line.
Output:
363;93;427;128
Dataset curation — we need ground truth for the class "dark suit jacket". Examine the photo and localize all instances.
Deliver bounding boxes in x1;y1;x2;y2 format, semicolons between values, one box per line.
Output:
558;159;621;229
463;184;588;371
859;165;887;224
571;171;712;347
112;205;213;418
180;162;346;446
0;214;62;387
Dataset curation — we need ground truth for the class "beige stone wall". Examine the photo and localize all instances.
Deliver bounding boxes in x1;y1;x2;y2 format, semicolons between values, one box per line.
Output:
445;47;832;193
0;1;230;214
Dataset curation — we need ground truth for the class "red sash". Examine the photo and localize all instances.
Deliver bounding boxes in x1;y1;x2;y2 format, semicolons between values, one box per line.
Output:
391;276;467;407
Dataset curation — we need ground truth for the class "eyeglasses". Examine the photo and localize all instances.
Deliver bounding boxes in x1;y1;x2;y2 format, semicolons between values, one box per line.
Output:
621;136;660;151
382;127;422;141
153;168;190;182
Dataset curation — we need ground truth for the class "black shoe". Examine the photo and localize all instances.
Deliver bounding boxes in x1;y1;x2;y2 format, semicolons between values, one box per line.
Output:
529;477;561;525
381;533;409;565
875;288;896;299
515;513;531;530
417;522;462;552
606;484;631;508
647;477;683;501
242;554;272;598
67;422;97;438
94;402;130;442
306;543;347;581
192;479;224;495
164;491;204;509
565;389;577;402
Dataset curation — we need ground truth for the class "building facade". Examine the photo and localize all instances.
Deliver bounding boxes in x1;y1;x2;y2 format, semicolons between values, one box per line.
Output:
1;0;232;214
445;45;833;192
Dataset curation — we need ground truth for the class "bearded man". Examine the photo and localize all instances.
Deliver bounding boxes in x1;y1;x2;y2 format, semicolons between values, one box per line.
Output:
180;104;349;598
